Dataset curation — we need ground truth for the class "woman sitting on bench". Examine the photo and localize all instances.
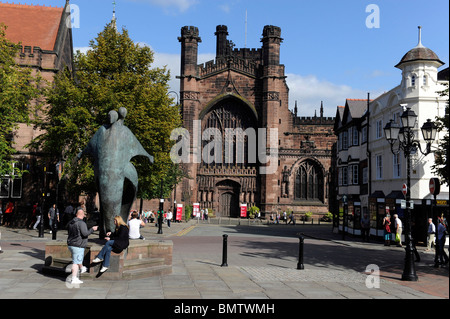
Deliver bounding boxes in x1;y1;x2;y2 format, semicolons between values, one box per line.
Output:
93;215;129;273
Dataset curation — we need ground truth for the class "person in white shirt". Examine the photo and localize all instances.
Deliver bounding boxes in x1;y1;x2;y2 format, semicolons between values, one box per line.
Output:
128;211;145;240
393;214;403;247
166;211;173;228
426;218;436;251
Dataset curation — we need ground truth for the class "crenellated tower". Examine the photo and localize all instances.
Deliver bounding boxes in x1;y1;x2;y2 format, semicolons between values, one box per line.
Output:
176;24;334;218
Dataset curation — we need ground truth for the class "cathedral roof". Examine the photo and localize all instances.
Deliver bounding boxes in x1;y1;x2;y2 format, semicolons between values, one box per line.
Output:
0;2;65;51
395;27;444;68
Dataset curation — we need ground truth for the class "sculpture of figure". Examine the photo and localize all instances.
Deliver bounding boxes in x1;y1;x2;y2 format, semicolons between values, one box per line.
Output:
78;107;153;235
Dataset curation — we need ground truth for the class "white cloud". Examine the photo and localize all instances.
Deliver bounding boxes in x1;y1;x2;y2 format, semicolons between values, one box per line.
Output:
128;0;199;13
74;46;90;55
286;73;368;117
219;4;231;13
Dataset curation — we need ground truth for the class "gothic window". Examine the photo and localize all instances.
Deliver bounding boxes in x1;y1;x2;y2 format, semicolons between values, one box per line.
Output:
202;98;257;168
294;160;324;202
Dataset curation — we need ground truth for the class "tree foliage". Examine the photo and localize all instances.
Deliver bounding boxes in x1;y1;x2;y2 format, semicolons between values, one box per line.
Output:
0;23;43;177
432;82;449;186
31;22;183;199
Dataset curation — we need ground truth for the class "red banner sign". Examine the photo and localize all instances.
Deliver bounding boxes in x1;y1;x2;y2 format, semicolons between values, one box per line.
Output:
176;204;183;221
240;203;247;218
193;203;200;218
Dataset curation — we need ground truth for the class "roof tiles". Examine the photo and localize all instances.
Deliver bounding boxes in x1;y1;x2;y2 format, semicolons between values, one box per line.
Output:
0;2;64;51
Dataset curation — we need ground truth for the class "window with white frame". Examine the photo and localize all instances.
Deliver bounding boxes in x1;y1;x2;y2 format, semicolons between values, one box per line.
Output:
376;119;383;139
342;130;348;149
361;126;367;143
362;167;368;184
376;154;383;179
352;126;359;146
351;164;359;185
411;75;416;86
342;166;348;186
393;153;401;178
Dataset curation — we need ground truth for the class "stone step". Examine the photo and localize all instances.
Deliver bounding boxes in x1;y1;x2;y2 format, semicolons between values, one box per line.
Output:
122;264;172;280
123;257;165;271
52;257;72;268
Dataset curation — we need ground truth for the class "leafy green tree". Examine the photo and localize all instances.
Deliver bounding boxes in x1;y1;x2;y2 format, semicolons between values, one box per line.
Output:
432;82;449;186
0;23;43;177
32;22;183;200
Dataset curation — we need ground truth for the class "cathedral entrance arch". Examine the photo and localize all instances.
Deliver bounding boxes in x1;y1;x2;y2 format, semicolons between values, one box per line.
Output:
216;179;240;217
201;96;258;168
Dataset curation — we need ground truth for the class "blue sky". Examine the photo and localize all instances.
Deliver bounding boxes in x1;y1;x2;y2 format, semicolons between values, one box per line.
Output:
6;0;449;116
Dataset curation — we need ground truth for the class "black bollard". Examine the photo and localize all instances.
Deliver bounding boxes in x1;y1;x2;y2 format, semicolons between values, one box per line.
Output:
38;217;44;238
221;234;228;267
297;236;304;270
157;210;163;234
52;221;57;240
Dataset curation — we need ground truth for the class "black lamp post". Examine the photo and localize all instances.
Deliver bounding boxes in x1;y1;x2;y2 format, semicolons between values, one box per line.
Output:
384;105;437;281
158;179;164;234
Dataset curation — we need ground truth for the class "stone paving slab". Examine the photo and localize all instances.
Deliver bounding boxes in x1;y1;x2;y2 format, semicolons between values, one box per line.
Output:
0;223;448;302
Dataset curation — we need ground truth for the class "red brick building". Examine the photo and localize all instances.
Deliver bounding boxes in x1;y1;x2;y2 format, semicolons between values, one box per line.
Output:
0;1;73;223
177;25;336;219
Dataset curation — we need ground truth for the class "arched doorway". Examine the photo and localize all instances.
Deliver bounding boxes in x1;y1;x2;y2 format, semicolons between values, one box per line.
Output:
216;179;240;217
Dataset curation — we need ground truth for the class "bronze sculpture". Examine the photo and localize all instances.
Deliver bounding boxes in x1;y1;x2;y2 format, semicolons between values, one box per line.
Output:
78;107;153;234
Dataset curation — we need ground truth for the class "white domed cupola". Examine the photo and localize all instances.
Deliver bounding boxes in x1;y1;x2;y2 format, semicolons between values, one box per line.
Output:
395;26;444;94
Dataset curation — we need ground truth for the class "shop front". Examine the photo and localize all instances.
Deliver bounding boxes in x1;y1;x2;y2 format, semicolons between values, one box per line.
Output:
346;196;361;236
369;191;385;238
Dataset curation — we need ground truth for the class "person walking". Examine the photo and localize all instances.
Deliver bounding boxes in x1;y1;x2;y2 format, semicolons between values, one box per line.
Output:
67;209;98;284
32;202;42;230
393;214;403;247
288;212;296;225
92;215;129;273
3;201;14;227
48;204;59;234
436;217;449;266
383;214;391;246
166;210;173;228
426;218;436;251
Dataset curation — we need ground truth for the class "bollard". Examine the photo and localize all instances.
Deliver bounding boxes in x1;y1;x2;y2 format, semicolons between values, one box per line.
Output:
52;221;57;240
297;236;304;270
221;234;228;267
157;210;163;234
38;217;45;238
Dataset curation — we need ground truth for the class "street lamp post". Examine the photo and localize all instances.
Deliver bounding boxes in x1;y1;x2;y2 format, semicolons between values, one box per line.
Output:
384;105;437;281
158;179;164;234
